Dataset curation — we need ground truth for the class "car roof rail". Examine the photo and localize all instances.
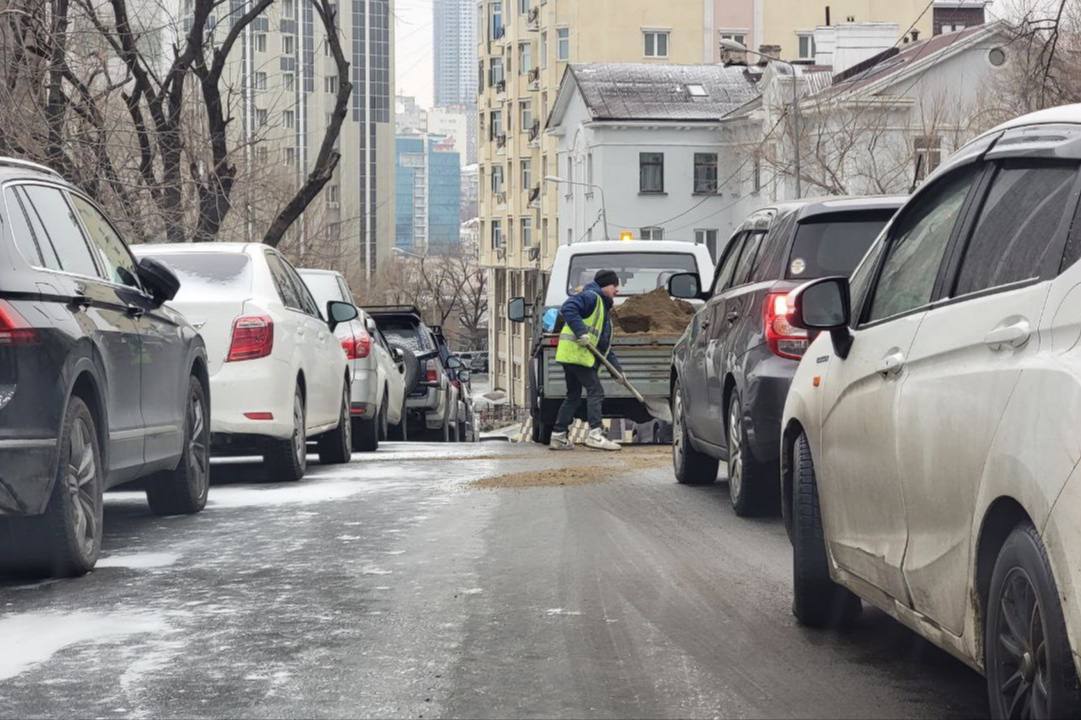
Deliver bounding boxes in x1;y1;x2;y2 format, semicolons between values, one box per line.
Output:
0;157;63;178
364;304;423;316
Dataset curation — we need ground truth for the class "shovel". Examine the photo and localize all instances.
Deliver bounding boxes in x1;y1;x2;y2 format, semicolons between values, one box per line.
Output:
585;343;673;424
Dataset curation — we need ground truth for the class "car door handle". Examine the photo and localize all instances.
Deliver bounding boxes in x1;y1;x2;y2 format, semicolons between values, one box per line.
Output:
877;350;905;378
984;319;1031;351
726;310;739;323
70;293;92;310
700;318;711;329
126;305;145;318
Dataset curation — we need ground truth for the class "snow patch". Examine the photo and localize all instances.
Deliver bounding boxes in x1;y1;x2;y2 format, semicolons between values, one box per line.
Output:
0;611;167;681
362;566;393;576
97;552;181;569
460;588;483;596
205;481;410;509
545;608;582;617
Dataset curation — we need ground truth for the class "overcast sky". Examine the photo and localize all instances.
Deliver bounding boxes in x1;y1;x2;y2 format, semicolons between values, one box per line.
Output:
396;0;436;108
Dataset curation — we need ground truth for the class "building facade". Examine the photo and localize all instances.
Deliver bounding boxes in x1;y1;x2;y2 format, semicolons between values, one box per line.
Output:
477;0;715;406
434;0;479;108
395;135;463;253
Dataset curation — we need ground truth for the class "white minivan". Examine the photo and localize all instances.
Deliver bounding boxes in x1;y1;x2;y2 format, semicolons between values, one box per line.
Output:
781;104;1081;717
133;244;357;482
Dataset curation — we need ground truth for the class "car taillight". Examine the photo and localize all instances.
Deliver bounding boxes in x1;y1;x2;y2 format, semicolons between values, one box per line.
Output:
765;292;808;360
424;358;439;384
227;315;274;362
0;300;36;345
543;336;558;347
341;330;372;360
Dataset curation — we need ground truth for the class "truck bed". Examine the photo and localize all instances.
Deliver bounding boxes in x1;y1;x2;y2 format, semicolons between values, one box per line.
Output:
540;333;679;401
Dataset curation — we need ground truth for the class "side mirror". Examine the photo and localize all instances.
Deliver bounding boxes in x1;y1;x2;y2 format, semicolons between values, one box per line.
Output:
507;296;528;323
459;369;472;383
447;355;464;369
789;276;853;359
392;346;404;363
326;300;359;331
136;257;180;305
667;272;703;300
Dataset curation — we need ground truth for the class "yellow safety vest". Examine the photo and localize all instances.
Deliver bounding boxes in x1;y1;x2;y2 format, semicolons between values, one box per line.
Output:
555;292;606;367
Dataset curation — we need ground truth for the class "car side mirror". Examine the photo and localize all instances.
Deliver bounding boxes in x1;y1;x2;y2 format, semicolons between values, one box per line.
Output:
667;272;703;300
789;276;853;359
136;257;181;306
447;355;463;369
391;346;404;363
458;369;471;383
326;300;358;331
508;296;528;323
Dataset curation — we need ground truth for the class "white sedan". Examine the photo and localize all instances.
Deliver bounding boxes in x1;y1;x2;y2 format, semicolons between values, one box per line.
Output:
132;243;356;482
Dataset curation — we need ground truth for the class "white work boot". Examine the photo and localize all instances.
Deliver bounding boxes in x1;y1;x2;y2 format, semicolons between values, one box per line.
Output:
585;427;621;451
549;431;574;451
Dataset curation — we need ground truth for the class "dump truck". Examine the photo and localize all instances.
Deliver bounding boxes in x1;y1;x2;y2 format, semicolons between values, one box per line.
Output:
508;240;715;444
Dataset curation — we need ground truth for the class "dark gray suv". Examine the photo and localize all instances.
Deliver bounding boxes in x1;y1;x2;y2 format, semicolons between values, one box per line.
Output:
0;159;209;577
669;196;904;516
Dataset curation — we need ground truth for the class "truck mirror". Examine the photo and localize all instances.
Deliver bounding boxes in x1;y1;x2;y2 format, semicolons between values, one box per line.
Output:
508;296;528;323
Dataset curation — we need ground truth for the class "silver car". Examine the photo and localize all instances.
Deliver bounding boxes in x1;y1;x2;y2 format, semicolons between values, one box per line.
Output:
298;269;408;451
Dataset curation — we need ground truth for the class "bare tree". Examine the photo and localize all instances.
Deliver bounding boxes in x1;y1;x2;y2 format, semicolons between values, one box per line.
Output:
995;0;1080;114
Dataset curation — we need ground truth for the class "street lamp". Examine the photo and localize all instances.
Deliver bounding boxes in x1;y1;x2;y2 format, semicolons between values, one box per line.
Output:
392;246;426;260
720;38;802;199
544;174;611;242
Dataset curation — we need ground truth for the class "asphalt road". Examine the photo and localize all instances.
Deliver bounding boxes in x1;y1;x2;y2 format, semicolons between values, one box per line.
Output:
0;441;987;719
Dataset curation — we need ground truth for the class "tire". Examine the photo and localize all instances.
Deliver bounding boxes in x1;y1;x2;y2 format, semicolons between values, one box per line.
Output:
378;391;390;440
441;401;451;443
985;524;1081;719
672;379;719;485
319;382;354;464
791;432;861;628
532;410;553;445
146;376;210;516
389;398;408;442
264;386;307;482
727;391;779;517
353;403;381;453
12;397;104;577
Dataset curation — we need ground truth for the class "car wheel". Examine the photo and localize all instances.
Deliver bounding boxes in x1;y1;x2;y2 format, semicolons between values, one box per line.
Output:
389;398;409;442
532;409;552;445
379;391;390;440
985;524;1081;719
791;431;861;628
265;386;307;482
318;382;353;464
16;397;104;577
441;402;451;443
146;376;210;516
726;391;778;517
352;402;380;453
673;379;719;485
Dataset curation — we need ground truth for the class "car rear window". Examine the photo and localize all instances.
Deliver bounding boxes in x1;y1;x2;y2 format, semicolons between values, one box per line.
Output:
379;319;433;352
142;252;253;299
786;211;894;280
566;252;699;295
299;272;344;310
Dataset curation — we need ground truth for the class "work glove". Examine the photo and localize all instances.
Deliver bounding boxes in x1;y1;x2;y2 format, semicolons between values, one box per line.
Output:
574;334;592;347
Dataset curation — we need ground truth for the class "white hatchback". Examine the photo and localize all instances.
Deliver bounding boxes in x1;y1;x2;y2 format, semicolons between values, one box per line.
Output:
132;243;357;482
781;105;1081;717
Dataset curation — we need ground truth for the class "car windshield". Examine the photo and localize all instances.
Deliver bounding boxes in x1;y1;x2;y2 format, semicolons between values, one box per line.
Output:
566;252;698;295
786;212;894;279
299;272;344;309
140;252;252;300
379;319;434;353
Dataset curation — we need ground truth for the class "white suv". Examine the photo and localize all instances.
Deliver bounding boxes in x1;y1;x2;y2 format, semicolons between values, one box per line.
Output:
781;104;1081;716
132;244;357;482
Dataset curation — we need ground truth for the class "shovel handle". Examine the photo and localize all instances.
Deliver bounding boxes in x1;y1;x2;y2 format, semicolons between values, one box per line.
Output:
585;343;646;404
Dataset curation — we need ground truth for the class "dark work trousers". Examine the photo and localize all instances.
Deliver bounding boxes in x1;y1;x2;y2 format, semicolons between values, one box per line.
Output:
553;362;604;433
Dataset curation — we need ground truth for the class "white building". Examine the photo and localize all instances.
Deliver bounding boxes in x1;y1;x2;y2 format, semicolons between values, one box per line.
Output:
547;64;760;262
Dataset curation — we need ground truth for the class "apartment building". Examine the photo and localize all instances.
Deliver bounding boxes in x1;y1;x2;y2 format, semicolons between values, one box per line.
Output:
173;0;395;280
395;134;463;252
477;0;713;406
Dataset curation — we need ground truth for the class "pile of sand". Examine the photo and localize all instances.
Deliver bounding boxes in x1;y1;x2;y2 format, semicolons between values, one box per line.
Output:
612;288;696;335
469;447;671;490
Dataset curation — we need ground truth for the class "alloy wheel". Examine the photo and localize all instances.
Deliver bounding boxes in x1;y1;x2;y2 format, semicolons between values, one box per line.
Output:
342;388;352;451
728;400;743;502
188;390;209;502
66;417;98;557
994;567;1050;718
293;394;307;470
672;390;685;469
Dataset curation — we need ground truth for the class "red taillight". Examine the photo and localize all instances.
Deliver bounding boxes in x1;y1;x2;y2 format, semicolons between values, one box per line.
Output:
341;330;372;360
0;300;36;345
227;315;274;362
765;292;808;360
244;412;274;420
424;358;439;384
543;336;559;347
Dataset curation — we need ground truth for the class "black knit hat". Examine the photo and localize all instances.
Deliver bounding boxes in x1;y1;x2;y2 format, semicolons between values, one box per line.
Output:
594;270;620;288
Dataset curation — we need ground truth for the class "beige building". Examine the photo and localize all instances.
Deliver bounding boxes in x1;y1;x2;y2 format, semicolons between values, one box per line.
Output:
477;0;713;406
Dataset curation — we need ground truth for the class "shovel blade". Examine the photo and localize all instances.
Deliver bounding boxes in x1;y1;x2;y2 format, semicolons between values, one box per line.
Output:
643;397;673;424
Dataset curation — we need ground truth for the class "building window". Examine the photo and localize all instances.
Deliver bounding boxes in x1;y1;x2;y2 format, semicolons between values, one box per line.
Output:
694;153;718;193
914;135;943;182
521;158;532;189
520;100;532;131
256;146;269;163
255;34;266;52
283;72;295;92
492;219;503;248
557;27;569;61
519;42;533;74
639;152;664;193
752;156;762;192
695;229;719;261
284;147;296;166
255;108;268;127
519;0;530;13
491;164;504;193
490;109;503;139
566;155;574;186
283;109;295;129
325;75;338;93
543;218;548;246
327;184;340;203
490;1;503;40
641;226;664;240
797;32;815;60
283;35;295;55
644;30;670;58
720;32;746;47
254;72;267;90
490;57;504;85
283;0;296;17
521;217;533;246
541;31;548;69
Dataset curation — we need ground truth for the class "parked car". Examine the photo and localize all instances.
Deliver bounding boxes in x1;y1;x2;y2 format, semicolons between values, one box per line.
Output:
367;306;461;442
132;244;357;482
0;158;209;577
668;196;904;515
298;269;409;451
469;351;489;373
781;105;1081;717
431;326;476;442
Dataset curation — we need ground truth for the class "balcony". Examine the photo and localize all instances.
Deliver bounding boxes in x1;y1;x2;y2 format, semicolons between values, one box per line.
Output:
493;25;505;41
495;191;508;205
528;121;541;144
496;79;506;94
496;133;507;149
527;6;539;30
528;67;540;89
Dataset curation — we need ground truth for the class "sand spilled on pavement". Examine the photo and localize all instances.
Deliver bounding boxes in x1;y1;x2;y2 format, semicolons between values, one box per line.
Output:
471;446;670;489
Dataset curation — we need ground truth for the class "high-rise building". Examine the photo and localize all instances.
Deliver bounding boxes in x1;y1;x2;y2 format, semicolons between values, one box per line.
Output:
395;135;462;253
478;0;714;407
169;0;395;280
434;0;478;107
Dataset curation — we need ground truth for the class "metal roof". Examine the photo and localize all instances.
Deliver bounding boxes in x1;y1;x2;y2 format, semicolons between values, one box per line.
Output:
566;64;760;122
